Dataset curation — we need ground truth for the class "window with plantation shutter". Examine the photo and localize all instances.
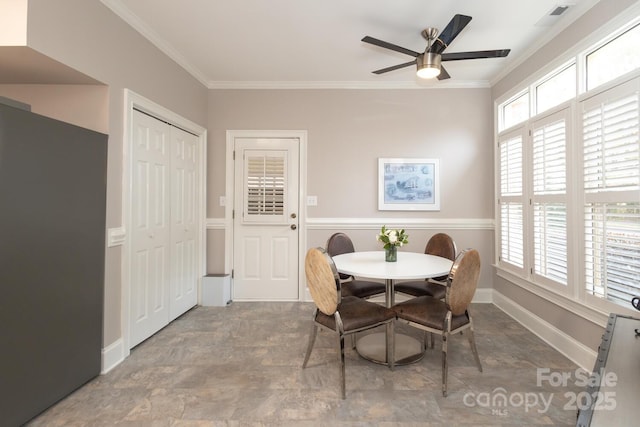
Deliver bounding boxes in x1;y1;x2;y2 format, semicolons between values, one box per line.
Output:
243;151;286;222
532;113;568;285
582;79;640;305
495;15;640;315
499;133;525;269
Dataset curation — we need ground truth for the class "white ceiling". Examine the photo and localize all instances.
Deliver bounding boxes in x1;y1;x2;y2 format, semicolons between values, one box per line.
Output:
102;0;598;89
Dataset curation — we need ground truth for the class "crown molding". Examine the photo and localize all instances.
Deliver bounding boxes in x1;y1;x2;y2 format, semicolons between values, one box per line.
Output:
101;0;210;87
206;80;491;90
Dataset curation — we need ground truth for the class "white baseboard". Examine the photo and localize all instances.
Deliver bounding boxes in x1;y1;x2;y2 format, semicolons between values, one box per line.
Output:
101;338;125;374
492;290;597;371
473;288;493;303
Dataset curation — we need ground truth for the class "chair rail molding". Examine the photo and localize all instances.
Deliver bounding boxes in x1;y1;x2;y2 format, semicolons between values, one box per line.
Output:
206;217;493;231
206;217;225;229
107;227;126;247
306;217;494;230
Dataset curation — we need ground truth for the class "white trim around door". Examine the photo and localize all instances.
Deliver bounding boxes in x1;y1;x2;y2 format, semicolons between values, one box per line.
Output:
121;89;207;356
225;130;308;301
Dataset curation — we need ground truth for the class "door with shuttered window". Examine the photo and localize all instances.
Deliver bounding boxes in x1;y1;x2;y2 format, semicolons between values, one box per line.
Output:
233;138;299;300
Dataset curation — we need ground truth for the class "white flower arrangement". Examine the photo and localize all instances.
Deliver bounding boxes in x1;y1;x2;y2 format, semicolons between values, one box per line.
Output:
376;225;409;250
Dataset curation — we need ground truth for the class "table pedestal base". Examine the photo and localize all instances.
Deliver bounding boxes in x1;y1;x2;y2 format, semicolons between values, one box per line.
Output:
356;332;424;366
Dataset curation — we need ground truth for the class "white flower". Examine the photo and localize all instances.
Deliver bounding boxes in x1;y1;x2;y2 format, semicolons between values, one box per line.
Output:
376;225;409;249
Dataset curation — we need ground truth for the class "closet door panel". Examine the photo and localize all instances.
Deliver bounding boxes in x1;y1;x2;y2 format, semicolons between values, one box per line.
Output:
130;111;171;347
170;126;198;319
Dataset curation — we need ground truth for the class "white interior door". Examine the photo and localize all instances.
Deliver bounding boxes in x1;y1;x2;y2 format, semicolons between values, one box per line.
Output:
130;110;199;347
169;126;199;319
233;138;299;300
130;111;171;347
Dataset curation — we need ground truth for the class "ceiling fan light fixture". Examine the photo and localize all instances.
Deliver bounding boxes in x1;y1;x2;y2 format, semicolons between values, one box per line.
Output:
416;52;441;79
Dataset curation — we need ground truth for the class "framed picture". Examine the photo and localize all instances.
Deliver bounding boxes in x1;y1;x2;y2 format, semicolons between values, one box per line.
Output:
378;158;440;211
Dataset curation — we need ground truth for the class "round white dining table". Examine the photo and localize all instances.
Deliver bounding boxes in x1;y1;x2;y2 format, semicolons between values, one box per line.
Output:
332;250;453;365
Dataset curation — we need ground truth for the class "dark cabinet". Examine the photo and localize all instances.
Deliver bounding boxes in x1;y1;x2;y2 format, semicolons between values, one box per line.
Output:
0;102;107;426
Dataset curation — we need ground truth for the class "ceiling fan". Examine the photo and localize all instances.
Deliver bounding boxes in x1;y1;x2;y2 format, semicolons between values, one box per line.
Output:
362;14;510;80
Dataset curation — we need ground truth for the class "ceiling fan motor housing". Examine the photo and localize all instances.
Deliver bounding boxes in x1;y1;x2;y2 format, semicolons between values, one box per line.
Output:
418;52;441;68
416;52;441;78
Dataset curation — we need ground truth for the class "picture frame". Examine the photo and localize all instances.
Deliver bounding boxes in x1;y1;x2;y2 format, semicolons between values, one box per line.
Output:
378;158;440;211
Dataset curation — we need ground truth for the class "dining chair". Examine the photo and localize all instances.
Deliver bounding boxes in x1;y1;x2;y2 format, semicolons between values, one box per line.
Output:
302;247;395;399
394;232;457;300
326;232;386;299
392;248;483;397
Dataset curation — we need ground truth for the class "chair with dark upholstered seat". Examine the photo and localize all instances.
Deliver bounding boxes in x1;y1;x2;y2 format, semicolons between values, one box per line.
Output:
326;232;386;299
392;248;483;397
302;247;395;399
394;232;457;300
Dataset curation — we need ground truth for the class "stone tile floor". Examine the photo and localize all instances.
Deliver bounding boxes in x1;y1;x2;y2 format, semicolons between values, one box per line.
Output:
28;302;585;426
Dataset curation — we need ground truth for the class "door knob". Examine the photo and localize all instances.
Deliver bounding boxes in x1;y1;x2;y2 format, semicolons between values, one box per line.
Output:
290;224;297;230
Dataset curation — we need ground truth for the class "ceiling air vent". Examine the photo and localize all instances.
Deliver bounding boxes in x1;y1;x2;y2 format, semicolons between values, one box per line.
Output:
536;3;573;27
550;6;569;16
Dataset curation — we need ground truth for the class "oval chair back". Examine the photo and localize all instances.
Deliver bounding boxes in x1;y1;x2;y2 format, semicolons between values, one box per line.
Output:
425;232;457;261
325;233;386;299
304;247;340;315
446;249;481;316
326;232;356;281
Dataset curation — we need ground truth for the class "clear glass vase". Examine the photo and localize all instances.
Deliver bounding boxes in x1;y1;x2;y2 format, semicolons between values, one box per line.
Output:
385;245;397;262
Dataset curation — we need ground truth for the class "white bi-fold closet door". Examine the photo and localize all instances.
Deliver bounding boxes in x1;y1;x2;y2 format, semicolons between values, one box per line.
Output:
129;109;199;348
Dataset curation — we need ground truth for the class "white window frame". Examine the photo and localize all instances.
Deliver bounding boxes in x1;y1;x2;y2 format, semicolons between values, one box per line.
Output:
534;61;577;116
495;7;640;323
499;90;530;133
497;125;527;277
529;107;573;294
577;77;640;313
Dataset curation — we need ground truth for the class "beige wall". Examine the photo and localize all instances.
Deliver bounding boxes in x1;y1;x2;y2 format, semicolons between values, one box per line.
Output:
491;0;638;350
3;0;629;362
0;84;108;133
207;88;496;285
208;89;494;219
13;0;209;347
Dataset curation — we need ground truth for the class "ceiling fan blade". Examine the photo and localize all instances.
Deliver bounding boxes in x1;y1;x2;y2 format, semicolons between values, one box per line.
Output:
437;65;450;80
430;14;472;54
442;49;511;61
362;36;420;57
372;60;417;74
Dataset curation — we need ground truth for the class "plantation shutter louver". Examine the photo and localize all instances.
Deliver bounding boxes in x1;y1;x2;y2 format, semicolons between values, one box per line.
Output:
532;115;568;285
244;151;287;223
582;79;640;305
499;134;525;268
